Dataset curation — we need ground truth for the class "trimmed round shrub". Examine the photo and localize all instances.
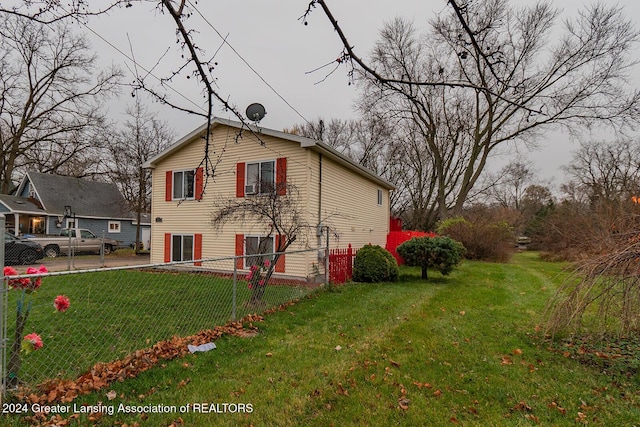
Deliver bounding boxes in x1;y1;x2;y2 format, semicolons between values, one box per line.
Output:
352;244;399;283
397;236;465;280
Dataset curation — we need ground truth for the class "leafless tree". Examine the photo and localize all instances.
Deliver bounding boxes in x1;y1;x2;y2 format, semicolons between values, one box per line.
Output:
0;1;558;197
484;160;538;211
564;138;640;204
545;234;640;336
288;115;410;214
4;1;638;226
211;181;306;304
0;14;122;193
106;99;174;251
0;1;130;24
308;1;640;229
519;184;553;226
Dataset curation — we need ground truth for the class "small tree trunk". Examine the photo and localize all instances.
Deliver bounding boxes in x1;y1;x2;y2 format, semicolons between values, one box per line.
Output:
421;266;428;280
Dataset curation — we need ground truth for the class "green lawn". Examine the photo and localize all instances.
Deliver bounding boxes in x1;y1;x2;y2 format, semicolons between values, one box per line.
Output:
4;252;640;426
4;268;312;386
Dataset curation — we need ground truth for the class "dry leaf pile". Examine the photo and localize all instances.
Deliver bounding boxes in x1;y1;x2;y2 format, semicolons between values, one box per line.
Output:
15;313;265;409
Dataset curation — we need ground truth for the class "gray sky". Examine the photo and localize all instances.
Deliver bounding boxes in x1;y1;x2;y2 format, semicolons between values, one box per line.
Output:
79;0;640;186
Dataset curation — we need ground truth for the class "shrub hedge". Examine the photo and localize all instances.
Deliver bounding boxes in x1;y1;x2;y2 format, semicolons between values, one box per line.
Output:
352;244;399;283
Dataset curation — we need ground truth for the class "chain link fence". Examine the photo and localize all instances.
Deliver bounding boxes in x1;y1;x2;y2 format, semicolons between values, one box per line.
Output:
1;230;326;395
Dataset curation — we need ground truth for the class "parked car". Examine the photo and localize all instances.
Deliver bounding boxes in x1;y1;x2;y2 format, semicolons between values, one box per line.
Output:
25;228;118;258
4;232;45;265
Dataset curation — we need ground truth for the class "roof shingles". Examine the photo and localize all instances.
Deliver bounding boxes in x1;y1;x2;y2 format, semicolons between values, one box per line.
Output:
25;172;129;219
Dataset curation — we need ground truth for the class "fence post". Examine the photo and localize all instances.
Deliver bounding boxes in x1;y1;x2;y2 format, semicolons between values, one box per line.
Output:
0;214;6;402
232;257;237;321
100;230;105;268
324;227;330;285
347;244;353;280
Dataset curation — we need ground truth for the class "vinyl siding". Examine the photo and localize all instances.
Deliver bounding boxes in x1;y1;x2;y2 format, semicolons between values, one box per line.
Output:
149;126;316;278
308;151;389;251
148;123;391;278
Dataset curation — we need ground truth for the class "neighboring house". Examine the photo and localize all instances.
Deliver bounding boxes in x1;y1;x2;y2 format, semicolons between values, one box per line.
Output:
143;117;394;280
0;171;151;249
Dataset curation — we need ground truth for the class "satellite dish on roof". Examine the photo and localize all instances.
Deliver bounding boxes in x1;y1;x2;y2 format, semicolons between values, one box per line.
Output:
246;103;266;123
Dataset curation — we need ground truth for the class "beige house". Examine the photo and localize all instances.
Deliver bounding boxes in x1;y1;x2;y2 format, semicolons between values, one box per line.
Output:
143;117;394;279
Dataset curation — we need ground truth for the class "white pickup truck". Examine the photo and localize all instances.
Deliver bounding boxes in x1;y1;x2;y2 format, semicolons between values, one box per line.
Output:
25;228;119;258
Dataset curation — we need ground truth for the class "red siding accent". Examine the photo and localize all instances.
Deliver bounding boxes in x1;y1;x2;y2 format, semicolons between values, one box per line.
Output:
165;171;173;201
276;157;287;196
275;234;286;273
236;163;245;197
194;233;202;266
235;234;244;269
195;167;204;200
164;233;172;262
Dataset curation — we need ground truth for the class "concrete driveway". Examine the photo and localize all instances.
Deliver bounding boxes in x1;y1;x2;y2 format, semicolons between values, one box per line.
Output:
24;252;151;272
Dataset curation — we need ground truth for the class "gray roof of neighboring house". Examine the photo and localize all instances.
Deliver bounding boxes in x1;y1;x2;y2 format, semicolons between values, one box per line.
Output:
0;194;47;215
143;117;396;191
20;172;131;219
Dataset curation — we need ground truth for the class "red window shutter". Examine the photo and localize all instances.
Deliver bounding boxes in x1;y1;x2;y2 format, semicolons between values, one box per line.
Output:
236;163;245;197
164;233;172;262
194;233;203;266
165;171;173;201
235;234;244;269
195;167;204;200
276;157;287;196
275;234;286;273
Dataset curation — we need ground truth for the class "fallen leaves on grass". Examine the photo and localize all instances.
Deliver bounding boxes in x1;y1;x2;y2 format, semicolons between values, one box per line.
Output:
501;355;513;365
506;400;541;424
548;401;567;415
412;381;433;389
397;383;410;410
336;382;349;396
16;314;264;409
511;401;532;413
547;335;640;379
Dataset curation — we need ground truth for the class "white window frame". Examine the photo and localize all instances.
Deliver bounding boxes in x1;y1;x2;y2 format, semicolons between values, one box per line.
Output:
172;169;196;200
244;235;275;269
108;221;121;233
377;189;384;206
245;160;275;195
171;234;194;262
27;183;37;199
65;218;77;229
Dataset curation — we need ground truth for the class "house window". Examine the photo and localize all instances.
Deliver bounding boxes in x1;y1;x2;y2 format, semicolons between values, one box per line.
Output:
65;218;77;229
27;183;37;199
108;221;121;233
244;235;274;268
245;160;275;195
29;216;45;234
172;234;194;262
173;170;196;200
377;189;383;206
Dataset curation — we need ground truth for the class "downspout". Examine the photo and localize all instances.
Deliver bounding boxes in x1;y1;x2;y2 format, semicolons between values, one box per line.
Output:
318;153;323;225
318;152;328;284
